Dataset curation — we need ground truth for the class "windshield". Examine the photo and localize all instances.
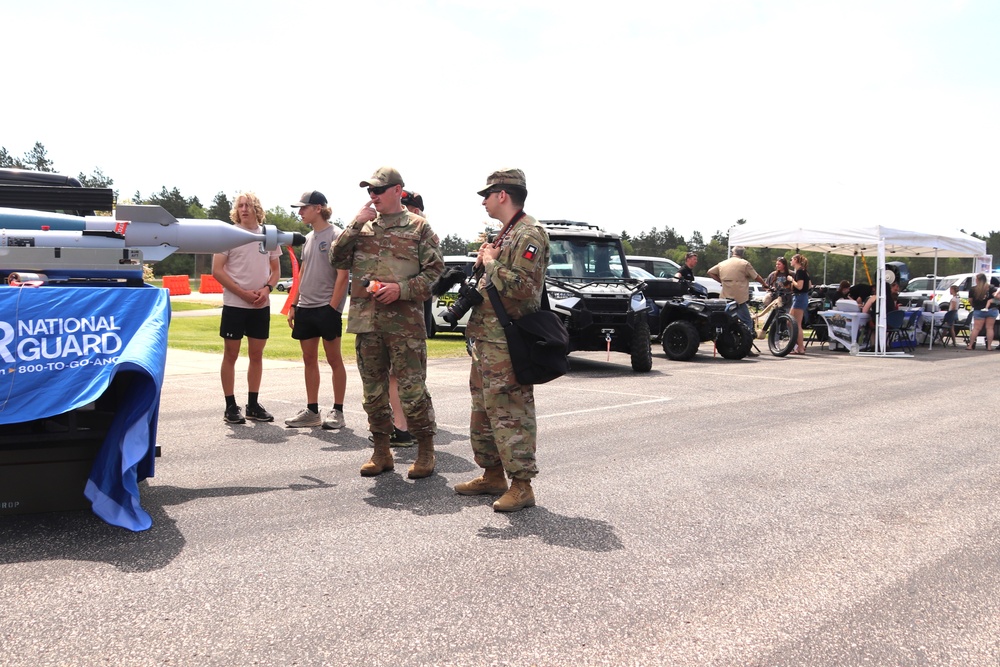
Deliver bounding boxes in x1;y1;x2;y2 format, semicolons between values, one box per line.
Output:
904;277;951;292
547;237;627;279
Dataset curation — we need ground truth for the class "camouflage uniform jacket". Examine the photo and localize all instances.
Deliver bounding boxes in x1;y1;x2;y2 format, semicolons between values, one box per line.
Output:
330;209;444;338
467;213;550;344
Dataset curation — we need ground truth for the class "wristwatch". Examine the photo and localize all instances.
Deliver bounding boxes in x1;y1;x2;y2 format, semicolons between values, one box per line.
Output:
265;284;274;292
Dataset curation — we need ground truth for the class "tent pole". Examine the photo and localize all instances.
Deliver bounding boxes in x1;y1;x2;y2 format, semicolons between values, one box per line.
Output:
927;250;939;351
876;241;886;356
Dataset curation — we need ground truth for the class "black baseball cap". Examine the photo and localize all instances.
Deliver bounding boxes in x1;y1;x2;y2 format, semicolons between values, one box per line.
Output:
401;190;424;210
292;190;327;207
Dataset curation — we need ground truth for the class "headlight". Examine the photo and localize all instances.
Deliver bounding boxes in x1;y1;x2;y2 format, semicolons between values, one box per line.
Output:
549;290;572;301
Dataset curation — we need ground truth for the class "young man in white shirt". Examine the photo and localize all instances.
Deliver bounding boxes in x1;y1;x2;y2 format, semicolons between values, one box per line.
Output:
212;192;282;424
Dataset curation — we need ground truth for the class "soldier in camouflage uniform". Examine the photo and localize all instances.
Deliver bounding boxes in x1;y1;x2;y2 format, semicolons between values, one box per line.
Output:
330;167;444;479
454;168;550;512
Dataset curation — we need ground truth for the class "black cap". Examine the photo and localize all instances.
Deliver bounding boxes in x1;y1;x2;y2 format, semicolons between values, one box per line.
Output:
401;190;424;211
292;190;327;207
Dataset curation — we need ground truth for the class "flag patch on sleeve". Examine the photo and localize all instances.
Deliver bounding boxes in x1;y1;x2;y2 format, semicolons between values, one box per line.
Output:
522;244;538;261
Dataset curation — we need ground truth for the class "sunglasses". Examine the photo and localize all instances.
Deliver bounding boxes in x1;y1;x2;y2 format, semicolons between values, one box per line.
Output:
482;188;503;198
367;184;395;196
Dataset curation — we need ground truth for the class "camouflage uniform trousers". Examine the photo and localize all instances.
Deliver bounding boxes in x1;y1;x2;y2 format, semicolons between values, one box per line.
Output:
469;338;537;480
355;332;436;438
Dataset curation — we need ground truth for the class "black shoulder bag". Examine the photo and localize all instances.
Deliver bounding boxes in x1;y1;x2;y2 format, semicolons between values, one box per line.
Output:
485;283;569;385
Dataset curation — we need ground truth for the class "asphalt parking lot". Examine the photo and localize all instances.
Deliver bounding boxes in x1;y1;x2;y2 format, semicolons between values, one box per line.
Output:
2;340;999;666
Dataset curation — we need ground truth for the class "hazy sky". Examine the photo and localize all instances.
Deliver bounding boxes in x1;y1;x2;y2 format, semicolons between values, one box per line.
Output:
5;0;999;242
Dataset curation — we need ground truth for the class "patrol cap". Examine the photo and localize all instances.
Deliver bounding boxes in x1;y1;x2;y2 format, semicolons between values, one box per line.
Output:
291;190;327;208
476;168;527;197
359;166;404;188
401;190;424;210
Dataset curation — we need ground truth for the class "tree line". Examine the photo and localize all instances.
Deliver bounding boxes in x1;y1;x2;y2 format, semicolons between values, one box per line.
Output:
4;142;1000;285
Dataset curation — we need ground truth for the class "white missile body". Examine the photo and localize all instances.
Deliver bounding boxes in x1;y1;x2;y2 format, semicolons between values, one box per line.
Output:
0;205;306;281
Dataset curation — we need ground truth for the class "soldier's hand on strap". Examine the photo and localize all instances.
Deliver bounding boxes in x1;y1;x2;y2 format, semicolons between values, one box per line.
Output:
480;243;501;264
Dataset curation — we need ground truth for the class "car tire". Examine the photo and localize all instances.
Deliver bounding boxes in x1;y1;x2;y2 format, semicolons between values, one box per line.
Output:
276;283;288;292
662;320;700;361
630;315;653;372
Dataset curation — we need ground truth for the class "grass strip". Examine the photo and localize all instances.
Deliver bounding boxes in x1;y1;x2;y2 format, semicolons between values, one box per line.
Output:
168;313;469;361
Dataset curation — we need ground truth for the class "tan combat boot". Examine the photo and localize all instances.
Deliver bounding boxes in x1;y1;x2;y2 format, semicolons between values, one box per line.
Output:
407;437;436;479
492;478;535;512
361;434;394;477
454;465;508;496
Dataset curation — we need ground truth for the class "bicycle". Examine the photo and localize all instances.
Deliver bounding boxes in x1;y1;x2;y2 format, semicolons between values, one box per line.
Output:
753;288;799;356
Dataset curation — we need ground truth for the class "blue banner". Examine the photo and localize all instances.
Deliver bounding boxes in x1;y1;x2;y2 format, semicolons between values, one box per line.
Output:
0;285;170;531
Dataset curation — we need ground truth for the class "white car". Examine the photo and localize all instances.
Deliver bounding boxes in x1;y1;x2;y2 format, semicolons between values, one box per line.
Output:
748;283;769;308
275;278;294;292
898;272;998;318
429;255;477;336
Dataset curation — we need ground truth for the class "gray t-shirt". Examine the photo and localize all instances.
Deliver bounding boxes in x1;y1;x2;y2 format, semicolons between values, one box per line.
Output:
297;224;347;310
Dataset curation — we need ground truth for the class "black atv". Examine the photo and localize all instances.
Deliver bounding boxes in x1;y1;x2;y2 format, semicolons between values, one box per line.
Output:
657;291;755;361
546;277;653;373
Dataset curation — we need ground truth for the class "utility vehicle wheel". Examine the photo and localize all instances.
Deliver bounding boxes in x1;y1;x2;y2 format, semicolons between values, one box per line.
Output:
630;316;653;372
717;321;755;359
715;320;753;359
768;313;799;357
662;320;700;361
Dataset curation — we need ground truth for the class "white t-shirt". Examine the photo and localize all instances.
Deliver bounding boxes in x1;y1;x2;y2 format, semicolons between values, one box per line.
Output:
220;228;282;309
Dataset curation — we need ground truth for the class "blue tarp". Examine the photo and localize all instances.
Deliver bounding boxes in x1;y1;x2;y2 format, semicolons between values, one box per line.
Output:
0;285;169;531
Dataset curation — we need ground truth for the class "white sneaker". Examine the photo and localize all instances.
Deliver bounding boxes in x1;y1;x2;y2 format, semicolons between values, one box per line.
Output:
285;408;322;428
322;408;345;430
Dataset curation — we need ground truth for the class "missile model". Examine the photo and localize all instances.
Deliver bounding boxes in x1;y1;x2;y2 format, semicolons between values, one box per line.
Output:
0;205;306;282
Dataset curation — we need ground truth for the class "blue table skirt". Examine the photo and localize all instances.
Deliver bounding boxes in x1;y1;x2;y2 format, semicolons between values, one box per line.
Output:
0;284;170;531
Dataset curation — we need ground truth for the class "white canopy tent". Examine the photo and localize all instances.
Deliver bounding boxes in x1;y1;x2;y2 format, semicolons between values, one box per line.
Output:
728;220;987;356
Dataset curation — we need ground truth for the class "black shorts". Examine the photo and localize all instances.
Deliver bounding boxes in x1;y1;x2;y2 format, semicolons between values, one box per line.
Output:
292;305;343;341
220;305;271;340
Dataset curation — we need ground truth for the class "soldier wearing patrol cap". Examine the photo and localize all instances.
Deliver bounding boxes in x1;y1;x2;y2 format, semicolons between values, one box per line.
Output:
454;168;550;512
401;190;424;214
330;166;444;479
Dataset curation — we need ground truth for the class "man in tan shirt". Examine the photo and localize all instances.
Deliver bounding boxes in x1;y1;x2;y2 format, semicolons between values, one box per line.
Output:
707;246;768;332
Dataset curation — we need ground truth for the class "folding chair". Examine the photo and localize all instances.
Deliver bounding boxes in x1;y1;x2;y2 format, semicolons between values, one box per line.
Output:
886;310;918;352
932;309;959;347
953;312;971;345
804;321;828;350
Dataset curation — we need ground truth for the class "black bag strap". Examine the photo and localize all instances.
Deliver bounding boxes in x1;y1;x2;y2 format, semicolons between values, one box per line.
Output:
486;283;513;328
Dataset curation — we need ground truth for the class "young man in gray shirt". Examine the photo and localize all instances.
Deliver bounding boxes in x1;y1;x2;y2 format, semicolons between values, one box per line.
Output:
285;190;350;429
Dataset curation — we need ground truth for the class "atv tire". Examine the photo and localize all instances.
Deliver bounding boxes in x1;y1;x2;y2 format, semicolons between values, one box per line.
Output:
717;321;755;359
630;315;653;372
662;320;700;361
